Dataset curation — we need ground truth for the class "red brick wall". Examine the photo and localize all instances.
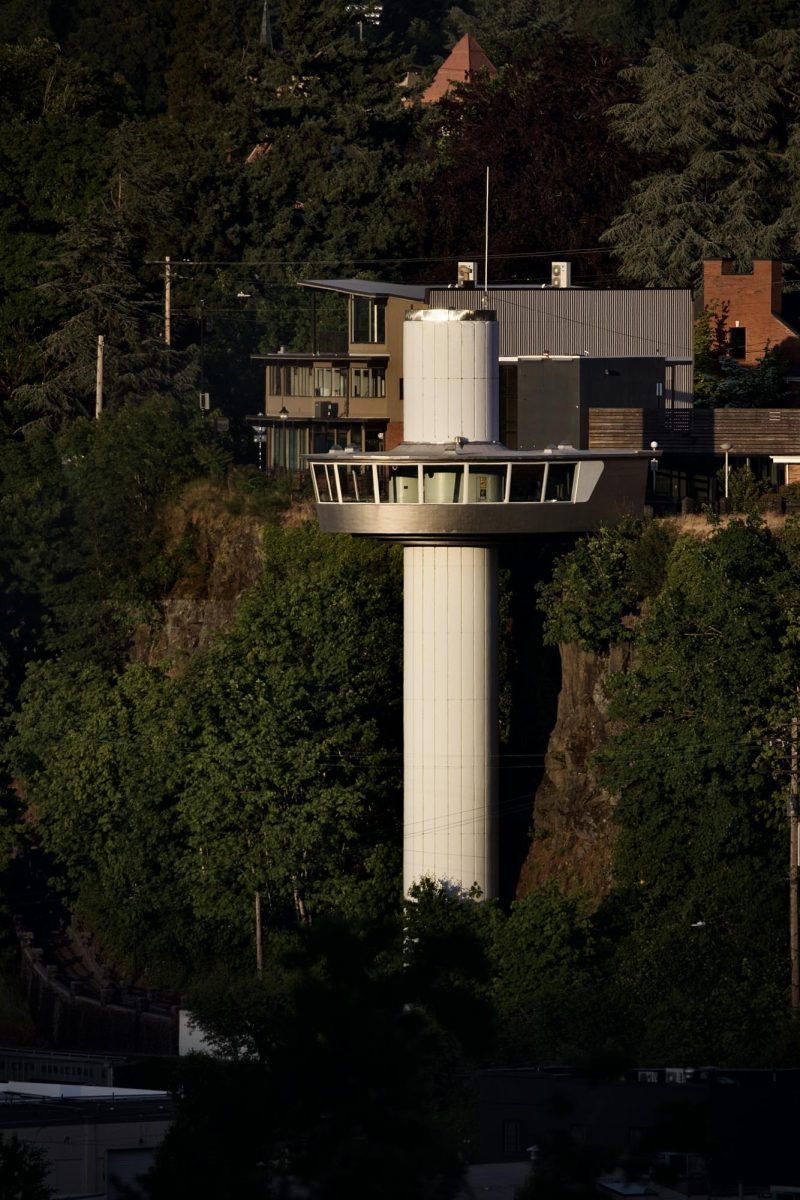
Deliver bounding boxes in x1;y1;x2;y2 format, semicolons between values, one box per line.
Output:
702;259;800;368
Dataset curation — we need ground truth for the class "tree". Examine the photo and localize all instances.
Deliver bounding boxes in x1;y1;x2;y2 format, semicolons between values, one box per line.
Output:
602;33;800;287
379;0;465;63
411;39;636;281
596;521;794;1061
0;41;129;423
0;1133;53;1200
138;916;469;1200
10;519;404;982
537;518;674;654
175;523;403;941
491;885;612;1064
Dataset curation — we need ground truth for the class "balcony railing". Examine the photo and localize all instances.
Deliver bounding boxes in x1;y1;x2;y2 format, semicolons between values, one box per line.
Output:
314;330;348;354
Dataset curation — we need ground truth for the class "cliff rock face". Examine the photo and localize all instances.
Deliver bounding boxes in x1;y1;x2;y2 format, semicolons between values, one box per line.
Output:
130;483;272;670
517;640;635;901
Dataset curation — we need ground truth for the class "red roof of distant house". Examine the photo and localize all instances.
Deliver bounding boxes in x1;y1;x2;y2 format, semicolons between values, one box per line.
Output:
420;34;497;104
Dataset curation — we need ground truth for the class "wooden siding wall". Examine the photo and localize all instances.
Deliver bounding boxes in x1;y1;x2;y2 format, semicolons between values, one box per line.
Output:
588;408;800;454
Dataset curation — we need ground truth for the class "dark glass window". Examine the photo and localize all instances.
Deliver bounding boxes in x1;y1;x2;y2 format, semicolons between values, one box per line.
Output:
544;462;575;501
502;1120;524;1154
509;464;544;502
351;297;386;344
729;327;746;359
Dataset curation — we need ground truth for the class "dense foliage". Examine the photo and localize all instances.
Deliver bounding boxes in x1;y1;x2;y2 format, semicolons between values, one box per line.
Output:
538;516;800;1064
6;3;800;1185
10;523;403;981
4;0;800;428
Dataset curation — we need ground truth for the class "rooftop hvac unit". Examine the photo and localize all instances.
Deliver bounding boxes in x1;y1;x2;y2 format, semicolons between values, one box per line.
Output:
551;261;571;288
315;401;338;418
457;261;478;287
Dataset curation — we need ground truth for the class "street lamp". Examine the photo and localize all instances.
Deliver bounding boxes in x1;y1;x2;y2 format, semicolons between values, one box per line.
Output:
721;442;732;500
649;440;659;494
251;421;267;472
279;405;289;472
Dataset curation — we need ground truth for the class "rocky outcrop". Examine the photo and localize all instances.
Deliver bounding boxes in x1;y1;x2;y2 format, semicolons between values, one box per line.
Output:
130;482;272;670
517;640;635;902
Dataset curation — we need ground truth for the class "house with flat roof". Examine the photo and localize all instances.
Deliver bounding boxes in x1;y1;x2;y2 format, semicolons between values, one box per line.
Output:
248;261;800;508
248;267;693;470
249;279;427;471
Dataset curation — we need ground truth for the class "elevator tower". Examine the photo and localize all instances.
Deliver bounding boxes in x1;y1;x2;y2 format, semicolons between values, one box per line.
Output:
306;309;651;897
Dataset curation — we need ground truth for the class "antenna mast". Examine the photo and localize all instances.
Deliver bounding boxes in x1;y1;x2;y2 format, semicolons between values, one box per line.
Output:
484;165;490;294
260;0;273;50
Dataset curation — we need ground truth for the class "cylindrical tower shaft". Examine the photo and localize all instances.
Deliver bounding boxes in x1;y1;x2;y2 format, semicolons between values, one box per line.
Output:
403;311;499;443
306;306;653;898
404;544;498;896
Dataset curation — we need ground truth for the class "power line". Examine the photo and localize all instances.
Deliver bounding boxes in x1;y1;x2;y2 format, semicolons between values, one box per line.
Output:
144;248;608;269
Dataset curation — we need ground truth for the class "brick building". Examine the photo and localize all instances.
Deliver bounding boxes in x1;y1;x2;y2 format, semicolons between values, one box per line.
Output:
702;259;800;369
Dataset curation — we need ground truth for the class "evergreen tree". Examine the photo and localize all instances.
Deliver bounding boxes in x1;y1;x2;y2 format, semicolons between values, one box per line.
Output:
602;32;800;287
0;41;129;423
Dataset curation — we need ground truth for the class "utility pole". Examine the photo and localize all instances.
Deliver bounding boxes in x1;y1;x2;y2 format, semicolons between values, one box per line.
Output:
95;334;104;419
164;256;172;346
791;715;799;1010
199;298;205;402
255;890;263;974
260;0;273;50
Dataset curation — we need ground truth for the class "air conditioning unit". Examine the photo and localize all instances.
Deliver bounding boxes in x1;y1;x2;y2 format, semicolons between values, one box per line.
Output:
457;261;478;287
551;261;571;288
315;401;338;418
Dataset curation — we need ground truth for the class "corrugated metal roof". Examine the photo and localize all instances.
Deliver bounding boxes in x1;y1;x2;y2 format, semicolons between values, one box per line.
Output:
426;287;694;359
300;279;427;301
427;285;695;406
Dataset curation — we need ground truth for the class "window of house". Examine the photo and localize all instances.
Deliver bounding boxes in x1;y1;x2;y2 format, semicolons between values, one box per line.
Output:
285;366;313;396
351;297;386;344
313;367;347;397
502;1121;524;1154
351;367;386;398
729;327;746;359
270;366;283;395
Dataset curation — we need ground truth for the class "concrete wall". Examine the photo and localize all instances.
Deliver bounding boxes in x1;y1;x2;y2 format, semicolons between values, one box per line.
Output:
20;941;177;1056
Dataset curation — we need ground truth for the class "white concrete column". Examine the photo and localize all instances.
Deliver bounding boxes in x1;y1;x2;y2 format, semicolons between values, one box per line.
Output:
403;544;498;897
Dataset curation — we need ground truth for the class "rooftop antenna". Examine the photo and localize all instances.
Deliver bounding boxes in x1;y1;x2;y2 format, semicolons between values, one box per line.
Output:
484;165;490;296
260;0;273;50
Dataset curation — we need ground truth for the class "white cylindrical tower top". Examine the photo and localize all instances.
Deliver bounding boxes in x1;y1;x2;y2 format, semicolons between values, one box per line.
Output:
403;309;499;444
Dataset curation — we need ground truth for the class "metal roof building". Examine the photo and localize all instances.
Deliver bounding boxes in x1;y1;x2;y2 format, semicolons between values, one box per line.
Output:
427;285;694;407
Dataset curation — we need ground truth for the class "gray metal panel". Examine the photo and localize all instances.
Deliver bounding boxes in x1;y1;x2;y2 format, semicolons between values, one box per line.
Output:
428;288;694;405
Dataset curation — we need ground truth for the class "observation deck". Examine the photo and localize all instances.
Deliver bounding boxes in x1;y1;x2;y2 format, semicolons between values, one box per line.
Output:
305;442;653;543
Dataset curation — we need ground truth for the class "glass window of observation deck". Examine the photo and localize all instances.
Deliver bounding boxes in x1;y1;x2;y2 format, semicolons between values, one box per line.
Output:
422;467;462;503
313;462;335;501
338;465;369;501
466;466;505;502
509;464;544;502
544;462;575;501
389;466;419;503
